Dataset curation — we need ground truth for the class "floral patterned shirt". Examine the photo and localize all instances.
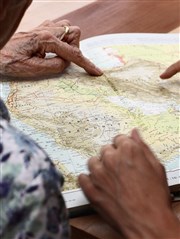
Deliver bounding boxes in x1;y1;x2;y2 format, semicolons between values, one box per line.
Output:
0;99;70;239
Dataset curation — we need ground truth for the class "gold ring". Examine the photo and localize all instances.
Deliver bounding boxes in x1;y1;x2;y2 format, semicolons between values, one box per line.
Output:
60;26;70;40
64;26;70;34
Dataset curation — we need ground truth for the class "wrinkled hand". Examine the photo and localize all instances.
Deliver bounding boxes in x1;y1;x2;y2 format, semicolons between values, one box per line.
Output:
160;60;180;79
0;19;103;78
79;129;180;239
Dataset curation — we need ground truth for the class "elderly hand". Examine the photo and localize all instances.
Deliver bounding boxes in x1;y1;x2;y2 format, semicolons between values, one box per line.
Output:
79;129;180;239
0;19;103;78
160;60;180;79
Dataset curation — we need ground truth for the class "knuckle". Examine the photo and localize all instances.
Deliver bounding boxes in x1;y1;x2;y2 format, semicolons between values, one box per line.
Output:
69;26;81;41
91;165;103;178
121;138;132;149
121;139;140;156
103;155;115;169
102;149;113;161
61;19;71;25
42;20;53;26
72;47;83;60
100;145;111;155
73;26;81;35
37;30;53;40
113;134;127;146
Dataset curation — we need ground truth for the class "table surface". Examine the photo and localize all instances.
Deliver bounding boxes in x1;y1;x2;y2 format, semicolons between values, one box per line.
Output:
17;1;180;238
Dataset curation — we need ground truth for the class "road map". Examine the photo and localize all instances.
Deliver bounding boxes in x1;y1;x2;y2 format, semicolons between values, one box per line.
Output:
1;34;180;209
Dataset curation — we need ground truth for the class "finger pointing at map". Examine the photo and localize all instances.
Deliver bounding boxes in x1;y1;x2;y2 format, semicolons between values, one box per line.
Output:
0;20;103;78
160;60;180;79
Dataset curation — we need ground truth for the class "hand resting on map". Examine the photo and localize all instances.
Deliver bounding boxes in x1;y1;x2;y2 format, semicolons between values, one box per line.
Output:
79;128;180;239
0;19;103;78
160;60;180;79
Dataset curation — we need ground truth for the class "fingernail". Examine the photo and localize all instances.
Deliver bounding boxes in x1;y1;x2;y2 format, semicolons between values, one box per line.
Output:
159;72;166;79
95;67;103;76
131;128;142;143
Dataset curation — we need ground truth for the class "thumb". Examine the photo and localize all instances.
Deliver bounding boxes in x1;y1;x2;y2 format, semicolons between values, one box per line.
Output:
5;56;69;78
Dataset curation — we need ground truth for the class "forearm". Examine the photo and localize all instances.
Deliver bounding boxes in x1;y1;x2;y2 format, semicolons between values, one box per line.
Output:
120;209;180;239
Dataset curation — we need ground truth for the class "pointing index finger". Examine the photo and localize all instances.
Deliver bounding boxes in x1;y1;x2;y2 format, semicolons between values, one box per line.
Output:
160;61;180;79
38;33;103;76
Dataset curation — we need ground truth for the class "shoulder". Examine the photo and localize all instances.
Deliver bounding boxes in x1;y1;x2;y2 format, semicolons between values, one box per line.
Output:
0;119;69;238
1;118;64;188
